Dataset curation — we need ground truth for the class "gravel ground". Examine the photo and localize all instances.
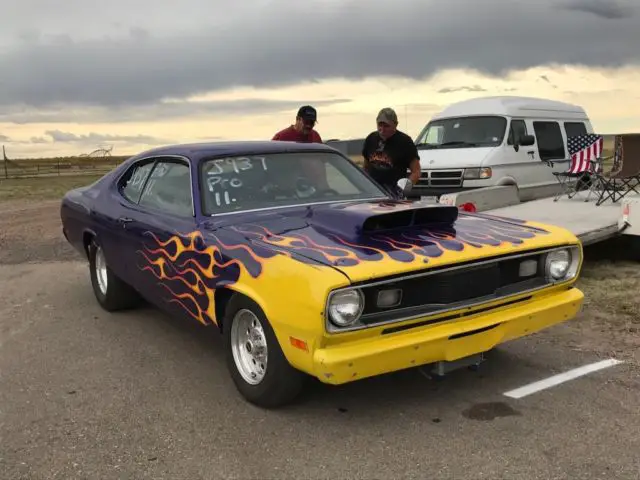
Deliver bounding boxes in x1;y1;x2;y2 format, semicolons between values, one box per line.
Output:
1;197;639;480
0;199;79;264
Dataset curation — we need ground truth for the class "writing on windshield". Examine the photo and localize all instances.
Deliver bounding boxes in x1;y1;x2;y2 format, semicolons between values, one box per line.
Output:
199;151;387;215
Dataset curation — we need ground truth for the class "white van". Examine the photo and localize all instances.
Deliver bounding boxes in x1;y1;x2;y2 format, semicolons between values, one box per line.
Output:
412;96;595;201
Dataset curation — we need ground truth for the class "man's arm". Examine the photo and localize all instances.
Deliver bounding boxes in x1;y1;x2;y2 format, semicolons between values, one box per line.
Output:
361;134;372;170
408;157;421;184
272;127;291;141
407;138;421;184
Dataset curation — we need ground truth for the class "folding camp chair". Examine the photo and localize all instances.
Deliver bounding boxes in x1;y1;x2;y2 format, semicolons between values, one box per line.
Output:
552;134;603;202
594;134;640;206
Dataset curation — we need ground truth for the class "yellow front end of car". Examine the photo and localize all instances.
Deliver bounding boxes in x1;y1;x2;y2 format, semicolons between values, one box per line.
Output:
258;238;585;386
311;283;583;384
211;199;586;407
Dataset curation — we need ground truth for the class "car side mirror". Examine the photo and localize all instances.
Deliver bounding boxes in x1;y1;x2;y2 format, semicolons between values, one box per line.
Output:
518;135;535;146
397;178;413;195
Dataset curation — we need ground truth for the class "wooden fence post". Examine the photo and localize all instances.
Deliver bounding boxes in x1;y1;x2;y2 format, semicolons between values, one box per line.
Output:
2;145;7;179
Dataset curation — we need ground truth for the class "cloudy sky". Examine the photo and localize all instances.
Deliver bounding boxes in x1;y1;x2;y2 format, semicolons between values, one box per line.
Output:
2;0;639;158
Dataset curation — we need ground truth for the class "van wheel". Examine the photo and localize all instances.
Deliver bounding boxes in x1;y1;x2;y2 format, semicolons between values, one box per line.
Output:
88;239;140;312
223;294;306;408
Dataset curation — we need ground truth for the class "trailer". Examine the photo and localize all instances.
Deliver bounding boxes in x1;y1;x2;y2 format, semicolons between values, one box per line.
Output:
439;185;639;246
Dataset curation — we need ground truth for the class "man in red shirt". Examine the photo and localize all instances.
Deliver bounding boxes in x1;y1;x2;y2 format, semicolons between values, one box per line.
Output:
272;105;328;189
272;105;323;143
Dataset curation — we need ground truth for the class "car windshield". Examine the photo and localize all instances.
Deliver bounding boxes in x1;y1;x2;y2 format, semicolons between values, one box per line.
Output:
414;115;507;149
199;151;388;215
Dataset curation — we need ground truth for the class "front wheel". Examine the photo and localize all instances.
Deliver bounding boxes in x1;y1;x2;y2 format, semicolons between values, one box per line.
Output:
223;294;306;408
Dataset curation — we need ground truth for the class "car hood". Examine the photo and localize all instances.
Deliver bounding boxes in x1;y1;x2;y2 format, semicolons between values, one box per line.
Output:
213;199;574;284
417;146;495;169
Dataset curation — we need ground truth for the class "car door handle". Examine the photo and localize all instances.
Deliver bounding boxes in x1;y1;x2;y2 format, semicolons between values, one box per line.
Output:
118;216;134;225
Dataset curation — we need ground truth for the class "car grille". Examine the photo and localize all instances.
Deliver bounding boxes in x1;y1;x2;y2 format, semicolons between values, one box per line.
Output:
416;169;464;188
356;250;549;326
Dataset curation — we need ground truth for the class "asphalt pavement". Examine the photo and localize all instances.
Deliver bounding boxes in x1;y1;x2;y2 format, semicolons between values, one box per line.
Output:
1;260;639;480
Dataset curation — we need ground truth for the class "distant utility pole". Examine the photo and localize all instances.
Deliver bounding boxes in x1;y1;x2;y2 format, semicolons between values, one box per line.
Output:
2;145;7;179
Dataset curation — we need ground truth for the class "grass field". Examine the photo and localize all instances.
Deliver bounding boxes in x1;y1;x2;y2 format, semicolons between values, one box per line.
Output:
0;174;104;201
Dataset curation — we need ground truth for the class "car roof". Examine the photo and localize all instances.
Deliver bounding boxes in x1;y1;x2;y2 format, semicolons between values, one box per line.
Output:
129;140;339;162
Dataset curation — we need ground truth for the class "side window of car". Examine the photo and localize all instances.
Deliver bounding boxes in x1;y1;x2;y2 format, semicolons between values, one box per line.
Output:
119;160;156;203
138;159;193;217
564;122;588;138
532;121;566;160
507;119;528;145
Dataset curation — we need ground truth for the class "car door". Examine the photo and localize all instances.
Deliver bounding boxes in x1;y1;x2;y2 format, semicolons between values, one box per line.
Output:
117;156;199;319
99;157;157;284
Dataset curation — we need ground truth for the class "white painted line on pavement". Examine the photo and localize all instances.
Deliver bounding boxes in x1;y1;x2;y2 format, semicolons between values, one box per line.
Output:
503;358;624;399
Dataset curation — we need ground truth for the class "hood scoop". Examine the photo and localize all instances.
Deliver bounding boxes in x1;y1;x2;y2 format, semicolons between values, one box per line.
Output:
309;201;460;236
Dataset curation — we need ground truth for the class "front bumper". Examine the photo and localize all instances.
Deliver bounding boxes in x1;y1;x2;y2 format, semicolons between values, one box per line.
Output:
312;287;584;384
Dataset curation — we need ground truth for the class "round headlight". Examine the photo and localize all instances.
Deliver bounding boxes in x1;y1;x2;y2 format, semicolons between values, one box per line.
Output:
328;290;364;327
546;249;571;280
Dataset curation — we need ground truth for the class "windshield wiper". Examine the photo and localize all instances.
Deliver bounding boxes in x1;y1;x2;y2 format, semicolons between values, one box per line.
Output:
439;141;479;147
416;141;482;149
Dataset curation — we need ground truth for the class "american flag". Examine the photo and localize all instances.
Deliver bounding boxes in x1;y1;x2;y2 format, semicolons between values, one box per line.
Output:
567;134;603;174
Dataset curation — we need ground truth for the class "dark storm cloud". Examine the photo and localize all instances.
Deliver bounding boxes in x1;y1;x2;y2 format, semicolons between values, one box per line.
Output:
561;0;635;19
1;0;639;111
0;98;350;125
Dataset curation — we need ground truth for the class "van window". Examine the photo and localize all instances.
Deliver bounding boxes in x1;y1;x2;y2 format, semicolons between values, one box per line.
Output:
533;121;566;160
507;119;528;145
564;122;588;138
415;116;507;149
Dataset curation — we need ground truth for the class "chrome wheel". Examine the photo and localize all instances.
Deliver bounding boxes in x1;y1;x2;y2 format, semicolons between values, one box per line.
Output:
95;245;108;296
230;309;268;385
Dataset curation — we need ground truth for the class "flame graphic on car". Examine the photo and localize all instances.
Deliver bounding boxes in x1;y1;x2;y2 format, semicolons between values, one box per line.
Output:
137;230;279;325
137;216;549;325
229;215;547;266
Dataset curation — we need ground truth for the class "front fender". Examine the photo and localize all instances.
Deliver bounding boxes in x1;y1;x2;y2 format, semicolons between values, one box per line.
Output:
229;254;349;374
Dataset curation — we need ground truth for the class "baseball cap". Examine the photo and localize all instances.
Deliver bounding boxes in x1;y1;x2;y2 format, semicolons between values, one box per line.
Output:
376;107;398;125
297;105;317;122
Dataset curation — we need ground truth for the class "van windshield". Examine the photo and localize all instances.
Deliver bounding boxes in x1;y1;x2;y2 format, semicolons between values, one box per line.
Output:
415;115;507;149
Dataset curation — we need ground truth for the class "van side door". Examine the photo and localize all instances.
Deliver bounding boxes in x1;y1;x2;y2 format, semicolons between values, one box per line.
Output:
500;118;540;197
531;120;569;186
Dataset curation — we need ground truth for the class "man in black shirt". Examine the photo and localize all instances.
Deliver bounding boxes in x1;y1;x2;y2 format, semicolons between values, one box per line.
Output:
361;107;421;198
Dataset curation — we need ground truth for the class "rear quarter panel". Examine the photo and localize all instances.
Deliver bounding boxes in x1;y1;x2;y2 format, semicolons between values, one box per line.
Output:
60;186;99;259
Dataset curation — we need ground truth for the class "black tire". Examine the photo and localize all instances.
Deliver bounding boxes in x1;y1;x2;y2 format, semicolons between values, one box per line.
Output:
88;238;141;312
223;294;306;408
